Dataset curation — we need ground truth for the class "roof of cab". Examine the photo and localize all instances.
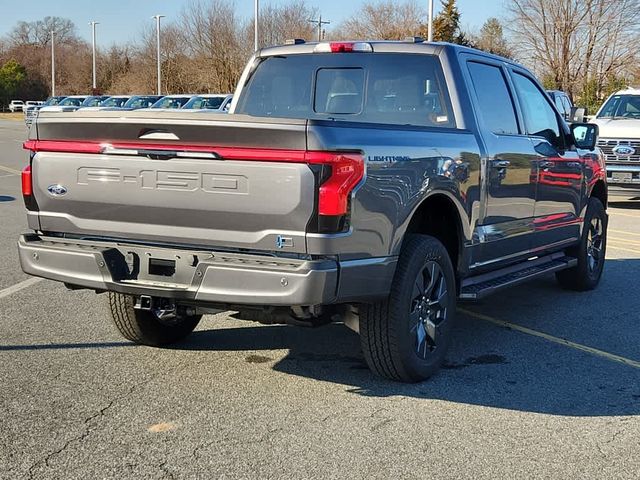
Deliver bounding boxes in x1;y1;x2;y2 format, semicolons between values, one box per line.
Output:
257;40;527;71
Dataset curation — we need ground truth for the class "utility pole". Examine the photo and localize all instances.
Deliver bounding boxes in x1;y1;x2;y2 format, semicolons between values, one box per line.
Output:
254;0;259;51
89;21;99;92
152;15;165;95
427;0;434;42
308;15;330;42
51;30;56;96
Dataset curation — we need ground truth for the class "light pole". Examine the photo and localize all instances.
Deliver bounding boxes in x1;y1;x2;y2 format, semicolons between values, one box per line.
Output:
254;0;259;51
427;0;434;42
308;15;331;42
152;15;165;95
50;30;56;96
89;21;99;92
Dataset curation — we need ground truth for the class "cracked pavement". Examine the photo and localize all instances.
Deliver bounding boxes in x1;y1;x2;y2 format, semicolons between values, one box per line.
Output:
1;120;640;479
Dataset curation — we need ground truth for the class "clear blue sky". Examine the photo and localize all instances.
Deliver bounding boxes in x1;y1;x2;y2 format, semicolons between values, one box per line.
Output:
0;0;505;46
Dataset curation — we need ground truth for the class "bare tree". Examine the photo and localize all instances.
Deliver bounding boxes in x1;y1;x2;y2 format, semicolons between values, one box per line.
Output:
335;0;424;40
249;1;318;47
507;0;640;101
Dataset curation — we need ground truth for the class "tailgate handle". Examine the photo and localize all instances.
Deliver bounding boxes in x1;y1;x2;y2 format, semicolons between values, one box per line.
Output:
138;130;180;141
138;149;177;160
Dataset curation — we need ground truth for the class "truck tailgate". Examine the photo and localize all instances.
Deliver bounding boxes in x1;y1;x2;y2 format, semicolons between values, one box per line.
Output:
27;112;315;253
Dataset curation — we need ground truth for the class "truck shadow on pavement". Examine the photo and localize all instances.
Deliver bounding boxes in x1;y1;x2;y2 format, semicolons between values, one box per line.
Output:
178;258;640;417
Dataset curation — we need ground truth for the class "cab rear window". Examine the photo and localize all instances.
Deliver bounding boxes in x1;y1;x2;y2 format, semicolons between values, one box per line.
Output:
236;53;455;128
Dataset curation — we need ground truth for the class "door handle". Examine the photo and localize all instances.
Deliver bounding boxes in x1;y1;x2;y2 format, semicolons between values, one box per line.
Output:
492;160;511;168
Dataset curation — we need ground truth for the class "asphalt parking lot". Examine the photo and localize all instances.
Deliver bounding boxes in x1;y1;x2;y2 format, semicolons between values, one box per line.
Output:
0;118;639;479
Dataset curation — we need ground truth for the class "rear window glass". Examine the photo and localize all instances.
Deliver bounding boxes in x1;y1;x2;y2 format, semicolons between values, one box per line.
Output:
236;53;455;128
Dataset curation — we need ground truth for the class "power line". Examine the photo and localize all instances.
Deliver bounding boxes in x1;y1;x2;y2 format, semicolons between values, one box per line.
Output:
308;15;330;42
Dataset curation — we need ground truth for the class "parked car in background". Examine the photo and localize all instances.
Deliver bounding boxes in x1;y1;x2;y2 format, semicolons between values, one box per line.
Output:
79;95;110;108
9;100;24;112
40;95;89;113
24;96;67;127
182;94;233;112
547;90;585;123
25;101;44;108
116;95;164;110
147;95;193;110
91;95;132;110
592;88;640;196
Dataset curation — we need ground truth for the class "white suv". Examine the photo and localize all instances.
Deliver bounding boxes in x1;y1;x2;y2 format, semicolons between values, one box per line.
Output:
592;88;640;196
9;100;24;112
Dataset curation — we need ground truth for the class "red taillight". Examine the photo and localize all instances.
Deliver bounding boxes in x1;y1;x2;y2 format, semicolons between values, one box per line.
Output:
21;165;32;196
23;140;103;154
305;152;364;216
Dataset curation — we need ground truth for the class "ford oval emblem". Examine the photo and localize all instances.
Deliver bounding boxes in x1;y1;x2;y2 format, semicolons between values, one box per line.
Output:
613;145;635;156
47;184;68;196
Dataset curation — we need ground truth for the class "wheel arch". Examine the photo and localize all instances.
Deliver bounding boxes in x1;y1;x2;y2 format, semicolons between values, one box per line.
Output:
395;191;468;272
589;179;608;208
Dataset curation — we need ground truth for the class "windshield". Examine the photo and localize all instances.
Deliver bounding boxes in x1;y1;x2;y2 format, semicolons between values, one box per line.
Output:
59;97;86;107
43;96;65;106
236;53;455;128
183;96;227;109
81;96;108;107
151;97;191;109
597;95;640;119
100;97;130;108
123;96;161;109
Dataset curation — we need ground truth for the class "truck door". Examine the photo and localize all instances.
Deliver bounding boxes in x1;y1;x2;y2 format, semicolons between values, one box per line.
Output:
465;60;538;266
509;71;583;251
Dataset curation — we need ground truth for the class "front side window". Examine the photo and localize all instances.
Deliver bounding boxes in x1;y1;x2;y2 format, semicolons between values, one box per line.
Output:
512;73;560;145
236;53;455;128
467;61;519;135
59;97;86;107
183;96;227;110
152;97;191;109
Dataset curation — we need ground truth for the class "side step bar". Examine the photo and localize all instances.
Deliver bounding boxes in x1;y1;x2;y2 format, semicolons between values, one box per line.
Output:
459;253;577;300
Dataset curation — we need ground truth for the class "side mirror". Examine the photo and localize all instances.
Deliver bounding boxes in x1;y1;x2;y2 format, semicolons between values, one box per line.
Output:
571;123;599;150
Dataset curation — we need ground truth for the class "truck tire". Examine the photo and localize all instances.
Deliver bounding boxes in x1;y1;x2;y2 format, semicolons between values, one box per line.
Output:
556;197;607;291
108;293;202;346
360;235;456;383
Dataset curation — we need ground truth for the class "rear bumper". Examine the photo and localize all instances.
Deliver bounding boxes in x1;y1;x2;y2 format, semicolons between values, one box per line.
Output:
18;234;396;306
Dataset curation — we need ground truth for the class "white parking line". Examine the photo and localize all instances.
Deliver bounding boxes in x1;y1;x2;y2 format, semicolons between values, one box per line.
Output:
0;164;20;175
0;277;43;300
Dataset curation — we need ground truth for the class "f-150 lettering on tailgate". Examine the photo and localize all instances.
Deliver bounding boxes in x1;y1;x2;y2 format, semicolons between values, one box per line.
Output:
77;167;248;194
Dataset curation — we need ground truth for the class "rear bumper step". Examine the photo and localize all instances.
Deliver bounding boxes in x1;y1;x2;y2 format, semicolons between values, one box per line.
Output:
460;253;577;300
18;234;338;306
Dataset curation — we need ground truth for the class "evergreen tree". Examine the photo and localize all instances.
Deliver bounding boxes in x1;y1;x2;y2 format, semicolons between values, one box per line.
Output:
0;59;27;108
432;0;468;45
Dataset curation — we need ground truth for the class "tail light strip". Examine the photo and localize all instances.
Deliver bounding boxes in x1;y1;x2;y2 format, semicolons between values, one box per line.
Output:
22;140;364;217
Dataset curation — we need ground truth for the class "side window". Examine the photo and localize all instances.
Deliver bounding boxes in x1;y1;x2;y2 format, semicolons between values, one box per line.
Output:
554;95;566;116
562;96;572;116
512;72;561;145
467;62;519;135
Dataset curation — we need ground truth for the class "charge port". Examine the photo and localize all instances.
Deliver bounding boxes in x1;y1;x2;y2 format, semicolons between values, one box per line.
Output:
148;258;176;277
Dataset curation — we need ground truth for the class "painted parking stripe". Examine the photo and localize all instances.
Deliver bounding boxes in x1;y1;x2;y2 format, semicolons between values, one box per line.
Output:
609;229;640;238
607;243;640;255
0;164;20;175
0;277;43;300
459;308;640;370
608;236;640;247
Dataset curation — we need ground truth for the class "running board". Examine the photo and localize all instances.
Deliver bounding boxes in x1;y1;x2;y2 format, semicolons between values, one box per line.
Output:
459;253;577;300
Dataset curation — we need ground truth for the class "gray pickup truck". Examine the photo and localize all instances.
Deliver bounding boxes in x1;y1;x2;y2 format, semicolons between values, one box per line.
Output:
19;40;607;382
